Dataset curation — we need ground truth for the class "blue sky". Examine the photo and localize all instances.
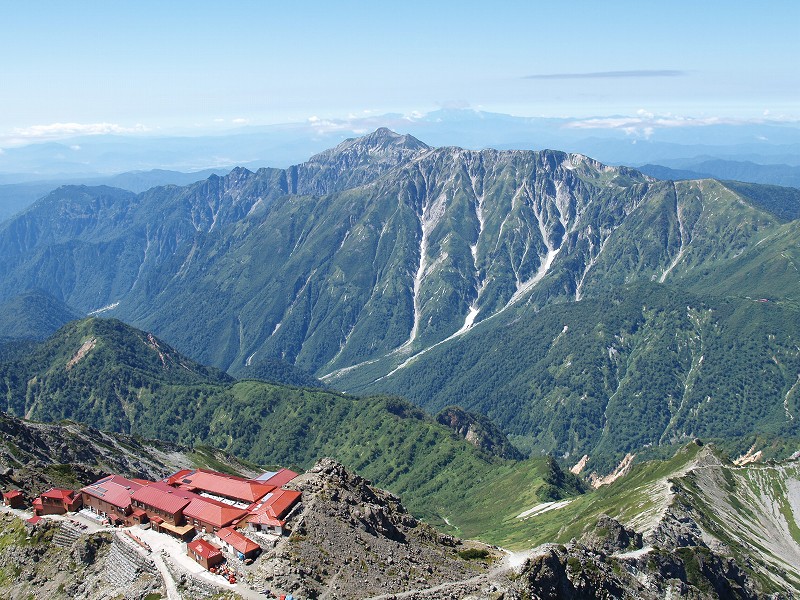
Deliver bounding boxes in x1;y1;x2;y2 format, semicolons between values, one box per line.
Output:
1;0;798;143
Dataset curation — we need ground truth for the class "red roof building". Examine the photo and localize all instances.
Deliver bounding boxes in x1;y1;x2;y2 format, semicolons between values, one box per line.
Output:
25;515;42;527
130;479;248;538
131;481;193;518
259;468;298;487
131;478;154;486
2;489;24;509
131;481;195;537
184;497;248;533
264;488;302;519
166;468;274;504
217;527;261;560
81;475;143;525
243;488;301;535
187;538;224;570
34;488;82;516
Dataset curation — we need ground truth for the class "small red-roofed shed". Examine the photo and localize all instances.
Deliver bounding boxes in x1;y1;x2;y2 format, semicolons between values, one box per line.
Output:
3;489;24;509
187;538;224;570
217;526;261;560
24;515;42;529
34;488;82;515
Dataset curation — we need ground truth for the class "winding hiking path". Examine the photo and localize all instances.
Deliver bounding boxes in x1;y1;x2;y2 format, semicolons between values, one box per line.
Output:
362;546;550;599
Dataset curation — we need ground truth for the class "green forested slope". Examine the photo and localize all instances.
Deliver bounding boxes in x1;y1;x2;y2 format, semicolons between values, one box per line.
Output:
0;317;579;526
347;283;800;472
1;131;799;469
0;289;81;341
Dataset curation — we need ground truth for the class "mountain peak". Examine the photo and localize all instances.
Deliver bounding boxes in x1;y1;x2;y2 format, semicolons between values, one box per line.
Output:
291;128;431;195
360;126;426;147
307;127;430;166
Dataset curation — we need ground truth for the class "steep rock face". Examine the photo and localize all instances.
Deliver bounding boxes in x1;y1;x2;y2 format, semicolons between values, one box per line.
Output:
289;127;432;196
254;458;491;599
578;514;642;554
506;541;760;600
435;405;523;460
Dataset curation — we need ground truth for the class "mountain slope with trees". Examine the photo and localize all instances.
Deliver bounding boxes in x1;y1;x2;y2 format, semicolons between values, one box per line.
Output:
0;317;577;526
0;130;798;470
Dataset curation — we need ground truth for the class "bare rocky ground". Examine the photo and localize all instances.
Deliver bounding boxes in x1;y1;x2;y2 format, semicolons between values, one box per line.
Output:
0;410;260;499
249;458;500;599
0;513;164;600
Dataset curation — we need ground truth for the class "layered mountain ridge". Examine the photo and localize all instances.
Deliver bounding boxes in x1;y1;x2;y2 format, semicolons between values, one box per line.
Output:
1;129;799;469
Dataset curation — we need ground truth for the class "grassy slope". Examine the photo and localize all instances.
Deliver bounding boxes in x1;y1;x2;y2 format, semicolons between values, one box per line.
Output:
487;440;800;594
479;442;706;549
0;319;581;528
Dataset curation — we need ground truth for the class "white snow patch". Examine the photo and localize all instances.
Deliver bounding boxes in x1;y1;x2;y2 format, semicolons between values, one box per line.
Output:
507;246;561;306
660;187;694;283
375;306;482;381
88;301;119;315
401;191;448;349
516;500;572;520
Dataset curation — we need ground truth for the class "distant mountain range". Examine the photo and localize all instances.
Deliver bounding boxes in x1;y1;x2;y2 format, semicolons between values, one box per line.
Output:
638;158;800;189
0;129;799;472
2;108;799;180
0;167;230;223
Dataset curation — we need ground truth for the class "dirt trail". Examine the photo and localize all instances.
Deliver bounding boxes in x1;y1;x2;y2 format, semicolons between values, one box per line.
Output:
362;545;551;600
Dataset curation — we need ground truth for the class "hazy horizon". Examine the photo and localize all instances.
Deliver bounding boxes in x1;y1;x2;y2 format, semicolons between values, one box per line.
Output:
2;0;798;150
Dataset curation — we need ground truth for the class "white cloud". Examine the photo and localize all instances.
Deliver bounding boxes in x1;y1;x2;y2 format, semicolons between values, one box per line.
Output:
2;122;150;147
232;118;249;124
13;122;148;139
69;145;81;151
308;117;353;134
561;113;800;138
565;112;800;137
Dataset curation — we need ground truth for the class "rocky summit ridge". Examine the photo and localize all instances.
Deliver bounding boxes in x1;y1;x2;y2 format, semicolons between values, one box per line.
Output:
251;457;492;598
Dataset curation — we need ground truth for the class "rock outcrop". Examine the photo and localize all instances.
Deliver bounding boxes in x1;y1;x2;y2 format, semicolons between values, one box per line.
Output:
253;458;495;599
435;405;523;460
